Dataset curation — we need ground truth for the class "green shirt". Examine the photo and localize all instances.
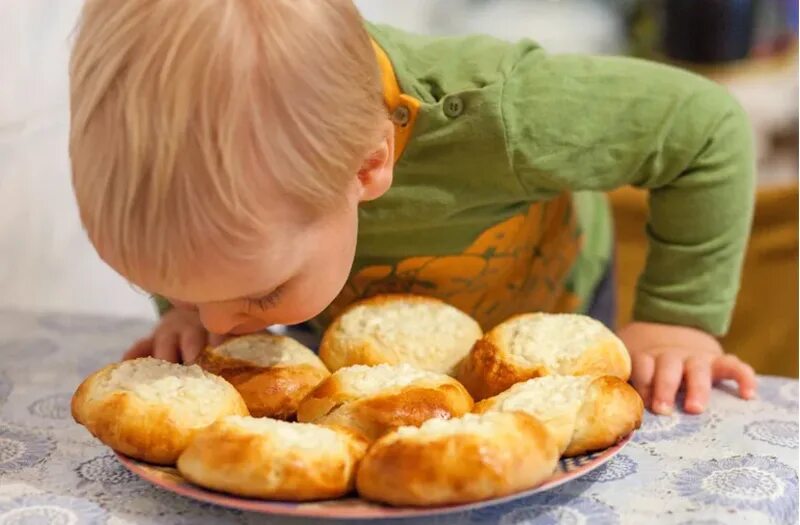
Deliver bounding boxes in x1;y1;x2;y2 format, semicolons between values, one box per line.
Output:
329;23;754;335
159;24;755;337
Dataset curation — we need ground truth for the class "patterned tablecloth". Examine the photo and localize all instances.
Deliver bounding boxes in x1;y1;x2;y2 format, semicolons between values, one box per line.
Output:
0;309;797;525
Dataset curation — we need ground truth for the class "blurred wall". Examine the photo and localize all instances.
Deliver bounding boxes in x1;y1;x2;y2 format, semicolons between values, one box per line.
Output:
0;0;158;318
357;0;625;54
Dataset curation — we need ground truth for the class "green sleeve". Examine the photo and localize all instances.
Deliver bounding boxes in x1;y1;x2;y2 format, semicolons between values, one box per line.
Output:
152;295;173;317
501;51;755;335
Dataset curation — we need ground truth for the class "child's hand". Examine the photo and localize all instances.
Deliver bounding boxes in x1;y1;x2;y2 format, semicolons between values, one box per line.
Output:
123;308;227;364
618;321;757;415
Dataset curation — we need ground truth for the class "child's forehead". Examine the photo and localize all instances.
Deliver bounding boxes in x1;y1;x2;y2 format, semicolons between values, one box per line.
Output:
143;248;297;304
109;218;303;303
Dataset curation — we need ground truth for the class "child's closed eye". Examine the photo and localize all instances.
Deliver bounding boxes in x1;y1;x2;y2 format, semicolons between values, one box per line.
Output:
245;286;283;312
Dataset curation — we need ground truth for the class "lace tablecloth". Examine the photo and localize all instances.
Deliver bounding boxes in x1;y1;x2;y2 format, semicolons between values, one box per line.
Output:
0;309;797;524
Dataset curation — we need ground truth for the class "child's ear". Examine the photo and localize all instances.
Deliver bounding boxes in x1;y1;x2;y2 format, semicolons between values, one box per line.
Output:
357;121;394;202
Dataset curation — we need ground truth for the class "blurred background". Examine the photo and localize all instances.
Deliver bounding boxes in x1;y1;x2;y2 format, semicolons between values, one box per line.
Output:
1;0;796;375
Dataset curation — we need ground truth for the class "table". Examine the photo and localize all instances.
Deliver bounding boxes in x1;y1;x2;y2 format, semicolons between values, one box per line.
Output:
0;309;797;524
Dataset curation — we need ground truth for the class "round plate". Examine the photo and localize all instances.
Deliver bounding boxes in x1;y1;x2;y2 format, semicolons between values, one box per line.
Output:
115;432;632;520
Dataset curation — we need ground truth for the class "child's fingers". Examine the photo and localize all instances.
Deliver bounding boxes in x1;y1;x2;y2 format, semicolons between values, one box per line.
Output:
123;337;154;360
712;354;757;400
630;353;655;406
207;333;231;348
683;356;712;414
152;333;180;363
651;353;684;415
179;329;207;365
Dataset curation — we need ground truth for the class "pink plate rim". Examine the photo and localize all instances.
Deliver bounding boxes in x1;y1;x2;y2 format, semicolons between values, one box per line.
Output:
116;432;633;520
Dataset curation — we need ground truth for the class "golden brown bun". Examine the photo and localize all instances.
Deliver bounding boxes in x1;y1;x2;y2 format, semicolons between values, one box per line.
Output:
296;363;473;441
196;334;329;419
458;313;631;400
177;416;368;501
71;357;248;465
319;294;482;375
473;375;643;456
355;412;559;506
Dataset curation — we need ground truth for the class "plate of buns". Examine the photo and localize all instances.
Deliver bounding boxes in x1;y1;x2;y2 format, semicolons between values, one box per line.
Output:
72;294;643;519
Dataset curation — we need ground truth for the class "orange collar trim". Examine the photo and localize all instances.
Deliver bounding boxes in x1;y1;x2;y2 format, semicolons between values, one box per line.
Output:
371;39;420;163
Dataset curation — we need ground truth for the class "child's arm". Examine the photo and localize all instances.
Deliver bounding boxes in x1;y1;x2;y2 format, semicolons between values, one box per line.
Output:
501;50;756;413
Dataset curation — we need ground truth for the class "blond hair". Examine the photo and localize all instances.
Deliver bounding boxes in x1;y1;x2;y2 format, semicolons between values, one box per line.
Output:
70;0;385;284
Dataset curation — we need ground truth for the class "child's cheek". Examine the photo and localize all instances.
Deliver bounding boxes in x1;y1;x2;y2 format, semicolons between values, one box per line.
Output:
282;277;344;325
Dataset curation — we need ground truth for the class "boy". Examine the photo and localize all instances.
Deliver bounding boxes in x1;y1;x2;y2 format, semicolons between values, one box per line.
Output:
69;0;757;416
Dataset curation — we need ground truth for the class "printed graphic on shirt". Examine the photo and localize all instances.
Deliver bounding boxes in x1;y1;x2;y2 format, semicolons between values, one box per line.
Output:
326;194;582;329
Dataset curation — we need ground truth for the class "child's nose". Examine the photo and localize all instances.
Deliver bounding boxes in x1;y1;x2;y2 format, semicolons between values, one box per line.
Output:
198;307;257;335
